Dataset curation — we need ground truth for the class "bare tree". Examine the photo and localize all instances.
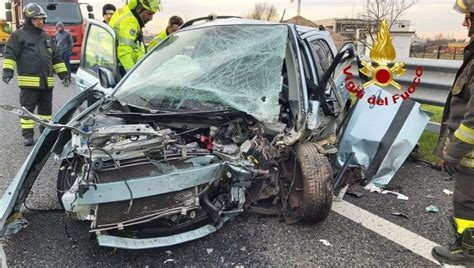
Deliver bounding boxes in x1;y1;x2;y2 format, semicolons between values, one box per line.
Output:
244;2;279;21
358;0;418;46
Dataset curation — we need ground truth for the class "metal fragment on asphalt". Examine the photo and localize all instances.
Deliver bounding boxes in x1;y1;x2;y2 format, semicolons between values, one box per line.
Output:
391;212;409;219
163;259;175;264
346;191;365;198
319;239;331;246
443;189;453;195
381;190;409;200
426;205;439;213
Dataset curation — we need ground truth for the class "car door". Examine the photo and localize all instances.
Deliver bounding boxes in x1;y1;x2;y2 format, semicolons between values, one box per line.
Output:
75;20;119;96
302;32;430;187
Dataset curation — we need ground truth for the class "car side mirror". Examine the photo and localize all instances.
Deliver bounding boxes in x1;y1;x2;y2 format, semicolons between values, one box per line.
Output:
98;67;115;89
88;13;94;19
87;5;93;12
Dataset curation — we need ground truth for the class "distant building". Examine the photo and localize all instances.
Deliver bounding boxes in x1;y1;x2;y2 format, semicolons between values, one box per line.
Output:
314;18;415;60
313;18;376;42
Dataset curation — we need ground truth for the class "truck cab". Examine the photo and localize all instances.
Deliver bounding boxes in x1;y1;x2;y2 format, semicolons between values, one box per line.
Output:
0;19;12;54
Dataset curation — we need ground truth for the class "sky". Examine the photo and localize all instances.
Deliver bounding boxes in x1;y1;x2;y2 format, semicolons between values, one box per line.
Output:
0;0;470;40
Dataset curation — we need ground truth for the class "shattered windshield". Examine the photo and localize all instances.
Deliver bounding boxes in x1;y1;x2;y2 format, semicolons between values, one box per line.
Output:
114;24;288;122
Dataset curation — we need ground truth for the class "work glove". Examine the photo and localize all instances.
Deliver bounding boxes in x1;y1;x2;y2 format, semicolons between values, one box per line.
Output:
441;159;458;176
62;77;71;87
2;70;13;85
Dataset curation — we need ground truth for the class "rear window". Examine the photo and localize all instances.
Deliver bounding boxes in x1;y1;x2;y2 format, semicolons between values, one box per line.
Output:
36;2;83;25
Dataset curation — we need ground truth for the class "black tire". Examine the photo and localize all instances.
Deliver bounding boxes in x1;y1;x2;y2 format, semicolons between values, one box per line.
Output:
294;142;333;223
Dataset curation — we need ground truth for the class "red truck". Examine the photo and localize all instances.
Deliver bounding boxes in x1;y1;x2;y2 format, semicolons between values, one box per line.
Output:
5;0;94;64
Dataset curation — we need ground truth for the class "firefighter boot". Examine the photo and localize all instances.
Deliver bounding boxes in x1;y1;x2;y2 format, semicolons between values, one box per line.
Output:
23;135;34;147
432;228;474;265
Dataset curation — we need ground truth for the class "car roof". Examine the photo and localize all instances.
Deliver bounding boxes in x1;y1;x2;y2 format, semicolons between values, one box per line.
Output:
183;17;323;33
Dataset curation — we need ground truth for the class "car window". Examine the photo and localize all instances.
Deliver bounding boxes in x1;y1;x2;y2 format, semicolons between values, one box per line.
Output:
309;39;334;83
83;25;115;74
115;25;289;123
300;43;312;81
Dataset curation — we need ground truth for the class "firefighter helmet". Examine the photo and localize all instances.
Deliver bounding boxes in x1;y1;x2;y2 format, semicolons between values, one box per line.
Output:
139;0;161;13
23;3;47;19
453;0;474;13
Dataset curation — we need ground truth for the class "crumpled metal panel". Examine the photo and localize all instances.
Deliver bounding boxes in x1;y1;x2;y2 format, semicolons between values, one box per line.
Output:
337;86;430;187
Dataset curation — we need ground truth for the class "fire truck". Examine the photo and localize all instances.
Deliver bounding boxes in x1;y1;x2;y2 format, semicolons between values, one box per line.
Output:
4;0;94;64
0;19;12;54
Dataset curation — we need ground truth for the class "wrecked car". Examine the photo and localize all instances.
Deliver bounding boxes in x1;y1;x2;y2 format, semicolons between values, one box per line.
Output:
0;16;417;249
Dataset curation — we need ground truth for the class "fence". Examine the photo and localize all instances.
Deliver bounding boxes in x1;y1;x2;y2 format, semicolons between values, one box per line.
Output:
410;44;465;61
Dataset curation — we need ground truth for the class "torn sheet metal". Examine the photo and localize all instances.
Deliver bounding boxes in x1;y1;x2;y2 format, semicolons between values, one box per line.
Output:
337;85;430;187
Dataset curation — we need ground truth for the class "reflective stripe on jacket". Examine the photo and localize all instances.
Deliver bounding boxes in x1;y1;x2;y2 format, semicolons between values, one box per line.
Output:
109;5;145;72
437;41;474;170
148;30;167;50
2;24;68;89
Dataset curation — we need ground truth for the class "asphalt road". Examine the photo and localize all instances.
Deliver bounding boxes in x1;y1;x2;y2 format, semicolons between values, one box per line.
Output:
0;59;454;266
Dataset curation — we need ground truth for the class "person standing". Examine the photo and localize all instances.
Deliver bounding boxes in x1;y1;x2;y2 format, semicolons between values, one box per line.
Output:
148;15;183;50
55;22;73;79
102;4;116;24
432;0;474;265
109;0;160;74
2;3;70;146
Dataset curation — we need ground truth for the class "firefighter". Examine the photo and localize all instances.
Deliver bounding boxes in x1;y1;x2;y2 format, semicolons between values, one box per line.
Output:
148;15;183;50
109;0;160;74
102;4;116;24
2;3;70;146
432;0;474;265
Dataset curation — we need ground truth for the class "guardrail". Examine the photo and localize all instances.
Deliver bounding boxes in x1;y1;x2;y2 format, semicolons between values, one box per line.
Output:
362;57;462;134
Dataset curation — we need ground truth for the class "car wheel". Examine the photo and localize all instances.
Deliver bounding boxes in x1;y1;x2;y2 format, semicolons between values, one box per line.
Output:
294;142;333;223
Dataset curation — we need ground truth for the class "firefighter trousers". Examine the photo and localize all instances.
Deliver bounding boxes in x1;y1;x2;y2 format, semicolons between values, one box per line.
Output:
454;168;474;221
19;88;53;138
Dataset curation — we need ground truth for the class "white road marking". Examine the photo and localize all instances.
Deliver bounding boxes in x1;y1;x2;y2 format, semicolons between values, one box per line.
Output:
0;242;7;268
332;200;440;264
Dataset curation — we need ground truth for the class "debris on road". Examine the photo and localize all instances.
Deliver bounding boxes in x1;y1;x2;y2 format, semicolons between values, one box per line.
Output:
364;183;408;200
165;250;172;255
346;191;365;198
426;205;440;213
391;212;409;219
364;183;382;193
240;246;247;252
443;189;453;195
381;190;409;200
319;239;331;246
163;259;175;264
425;194;435;199
334;184;350;201
206;248;214;254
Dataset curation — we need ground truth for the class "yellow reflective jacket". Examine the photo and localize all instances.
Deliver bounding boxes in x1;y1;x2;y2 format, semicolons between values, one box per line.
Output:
148;30;167;50
109;5;145;72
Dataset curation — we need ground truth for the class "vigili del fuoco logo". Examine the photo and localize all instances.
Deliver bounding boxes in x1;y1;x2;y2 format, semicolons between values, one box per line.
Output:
343;19;423;106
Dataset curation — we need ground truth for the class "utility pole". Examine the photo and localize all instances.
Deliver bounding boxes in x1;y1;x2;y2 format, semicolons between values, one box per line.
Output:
297;0;301;16
291;0;302;16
